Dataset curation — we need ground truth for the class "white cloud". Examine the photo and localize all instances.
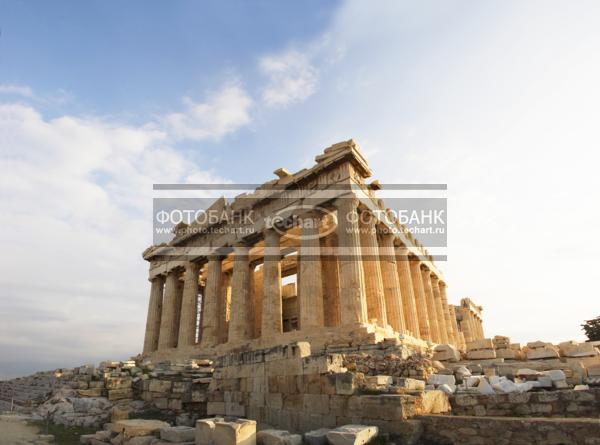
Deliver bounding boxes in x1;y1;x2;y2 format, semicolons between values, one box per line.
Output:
0;83;35;99
260;50;318;108
164;83;252;141
0;102;229;377
295;0;600;344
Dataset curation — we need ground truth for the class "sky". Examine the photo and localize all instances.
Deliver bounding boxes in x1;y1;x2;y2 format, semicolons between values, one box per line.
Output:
1;0;599;379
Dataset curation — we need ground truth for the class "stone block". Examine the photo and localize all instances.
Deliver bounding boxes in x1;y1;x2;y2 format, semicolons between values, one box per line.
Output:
207;401;226;416
266;393;283;409
588;364;600;377
106;377;132;390
111;419;170;438
149;380;172;393
433;344;461;362
526;346;559;360
303;394;330;414
326;425;378;445
427;374;456;387
559;341;599;358
196;417;224;445
366;375;393;386
154;398;168;410
108;389;133;401
303;428;331;445
213;418;256;445
335;372;357;395
543;369;566;381
495;348;518;360
396;378;425;391
466;349;497;360
160;426;195;442
168;398;183;410
225;402;246;417
418;391;451;414
466;339;494;351
78;388;103;397
111;407;130;422
475;378;495;395
256;429;302;445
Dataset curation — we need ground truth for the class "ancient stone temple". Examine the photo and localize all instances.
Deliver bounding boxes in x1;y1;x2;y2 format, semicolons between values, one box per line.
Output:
141;140;484;359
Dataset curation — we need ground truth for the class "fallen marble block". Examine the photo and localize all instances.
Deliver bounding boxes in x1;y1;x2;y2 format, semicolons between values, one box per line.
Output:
326;425;378;445
304;428;331;445
427;374;456;387
256;429;302;445
111;419;170;438
160;425;195;443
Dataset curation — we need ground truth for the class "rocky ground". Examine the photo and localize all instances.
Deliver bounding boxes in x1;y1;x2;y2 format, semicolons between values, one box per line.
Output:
0;414;48;445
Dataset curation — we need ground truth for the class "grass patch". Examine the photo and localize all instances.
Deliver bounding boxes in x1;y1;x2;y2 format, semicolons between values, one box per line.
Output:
28;420;97;445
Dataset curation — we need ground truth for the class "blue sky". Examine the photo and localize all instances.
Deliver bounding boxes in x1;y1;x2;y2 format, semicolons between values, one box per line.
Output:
1;0;600;378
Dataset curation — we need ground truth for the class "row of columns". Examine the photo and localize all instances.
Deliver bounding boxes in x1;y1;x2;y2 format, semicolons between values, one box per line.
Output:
457;305;485;344
143;198;462;353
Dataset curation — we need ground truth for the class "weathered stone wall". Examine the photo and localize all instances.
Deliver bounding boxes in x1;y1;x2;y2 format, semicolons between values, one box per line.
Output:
450;388;600;418
420;415;600;445
206;342;451;434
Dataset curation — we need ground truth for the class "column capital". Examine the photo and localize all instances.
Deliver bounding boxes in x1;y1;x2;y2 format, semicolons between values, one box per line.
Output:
263;227;281;241
233;241;251;255
207;253;225;262
333;195;360;211
394;244;410;257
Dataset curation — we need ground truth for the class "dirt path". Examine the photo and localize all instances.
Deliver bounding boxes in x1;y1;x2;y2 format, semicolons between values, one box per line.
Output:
0;414;40;445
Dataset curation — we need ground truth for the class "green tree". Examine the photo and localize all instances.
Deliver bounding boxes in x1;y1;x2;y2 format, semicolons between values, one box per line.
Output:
581;316;600;341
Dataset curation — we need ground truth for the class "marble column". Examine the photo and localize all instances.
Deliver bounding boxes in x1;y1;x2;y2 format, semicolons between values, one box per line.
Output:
460;309;474;343
251;264;263;338
143;275;165;354
378;231;404;332
298;212;324;329
320;232;341;327
200;256;222;348
218;271;231;344
409;259;431;340
178;261;200;348
158;269;183;350
262;229;283;337
439;282;456;345
448;305;461;348
430;275;449;344
395;246;420;337
359;211;388;327
476;316;484;339
335;197;368;325
421;266;441;343
228;243;252;343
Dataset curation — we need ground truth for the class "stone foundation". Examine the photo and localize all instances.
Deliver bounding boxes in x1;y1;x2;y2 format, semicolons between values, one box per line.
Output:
420;415;600;445
450;388;600;418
